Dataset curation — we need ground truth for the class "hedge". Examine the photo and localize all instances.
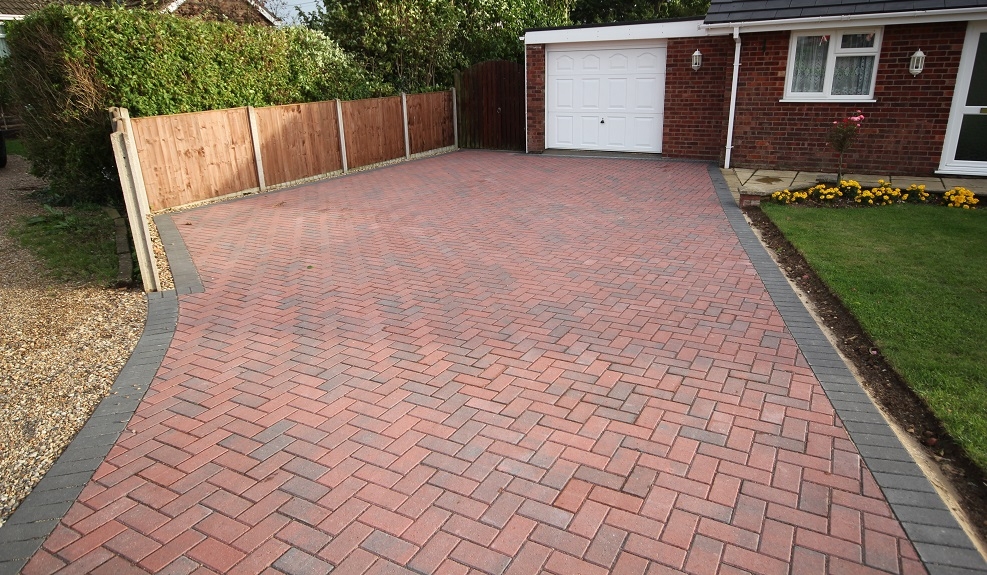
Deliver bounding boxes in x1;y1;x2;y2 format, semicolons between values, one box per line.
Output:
4;4;388;204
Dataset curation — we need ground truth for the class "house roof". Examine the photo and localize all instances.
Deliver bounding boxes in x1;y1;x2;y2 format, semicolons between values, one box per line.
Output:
704;0;987;25
0;0;45;17
0;0;278;24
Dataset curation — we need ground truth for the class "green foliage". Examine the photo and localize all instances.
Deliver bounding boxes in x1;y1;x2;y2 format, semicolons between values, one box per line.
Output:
762;203;987;471
299;0;569;92
5;4;384;205
10;204;118;284
569;0;709;24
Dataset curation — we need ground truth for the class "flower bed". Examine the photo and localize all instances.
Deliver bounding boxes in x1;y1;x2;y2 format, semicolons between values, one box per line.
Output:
770;179;978;209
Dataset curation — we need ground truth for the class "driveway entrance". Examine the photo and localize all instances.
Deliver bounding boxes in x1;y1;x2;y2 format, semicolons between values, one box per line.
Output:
19;151;975;574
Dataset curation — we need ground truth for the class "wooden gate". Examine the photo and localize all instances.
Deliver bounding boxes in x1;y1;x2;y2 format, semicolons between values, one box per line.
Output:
455;60;525;151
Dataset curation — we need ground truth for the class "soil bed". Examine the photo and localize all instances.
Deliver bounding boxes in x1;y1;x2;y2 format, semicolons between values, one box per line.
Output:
745;205;987;544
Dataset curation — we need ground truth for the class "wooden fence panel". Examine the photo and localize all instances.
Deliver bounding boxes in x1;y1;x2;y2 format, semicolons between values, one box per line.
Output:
256;101;342;186
342;96;405;169
407;91;455;155
455;60;524;151
132;108;258;210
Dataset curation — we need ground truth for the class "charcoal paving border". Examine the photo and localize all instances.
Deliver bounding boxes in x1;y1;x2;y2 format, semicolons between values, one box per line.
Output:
0;214;197;575
706;163;987;575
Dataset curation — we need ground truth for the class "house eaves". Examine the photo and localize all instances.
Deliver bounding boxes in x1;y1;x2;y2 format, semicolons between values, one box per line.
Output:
702;3;987;32
164;0;280;25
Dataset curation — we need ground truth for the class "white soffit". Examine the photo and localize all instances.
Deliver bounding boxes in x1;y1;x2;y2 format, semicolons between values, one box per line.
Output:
524;19;724;45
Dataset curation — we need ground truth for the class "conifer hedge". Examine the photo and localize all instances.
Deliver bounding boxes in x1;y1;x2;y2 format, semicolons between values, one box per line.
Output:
5;4;386;203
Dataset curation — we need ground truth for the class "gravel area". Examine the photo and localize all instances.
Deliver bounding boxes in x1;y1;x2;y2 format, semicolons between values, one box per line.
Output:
0;155;147;527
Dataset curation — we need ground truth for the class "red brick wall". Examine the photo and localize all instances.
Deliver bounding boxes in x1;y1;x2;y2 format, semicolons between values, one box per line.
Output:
662;36;735;161
526;44;546;153
730;22;965;175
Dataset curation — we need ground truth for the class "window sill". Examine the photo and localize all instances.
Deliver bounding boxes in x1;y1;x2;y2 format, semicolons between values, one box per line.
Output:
779;98;877;104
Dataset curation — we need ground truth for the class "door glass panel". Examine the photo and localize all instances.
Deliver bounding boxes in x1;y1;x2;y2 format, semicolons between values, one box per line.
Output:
965;33;987;106
955;115;987;161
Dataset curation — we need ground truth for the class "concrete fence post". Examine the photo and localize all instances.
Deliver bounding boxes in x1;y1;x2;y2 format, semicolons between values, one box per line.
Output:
109;107;160;292
336;99;348;173
247;106;266;192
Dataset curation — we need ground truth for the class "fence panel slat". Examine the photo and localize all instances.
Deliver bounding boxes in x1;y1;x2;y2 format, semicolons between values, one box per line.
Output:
342;96;405;169
132;108;258;210
407;91;454;155
256;101;342;186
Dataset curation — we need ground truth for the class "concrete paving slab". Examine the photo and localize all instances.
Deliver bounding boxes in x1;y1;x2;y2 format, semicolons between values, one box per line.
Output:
734;167;756;184
943;177;987;195
892;176;948;192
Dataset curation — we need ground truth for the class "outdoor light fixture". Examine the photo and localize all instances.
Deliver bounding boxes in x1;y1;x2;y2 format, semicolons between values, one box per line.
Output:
692;50;703;71
910;49;926;75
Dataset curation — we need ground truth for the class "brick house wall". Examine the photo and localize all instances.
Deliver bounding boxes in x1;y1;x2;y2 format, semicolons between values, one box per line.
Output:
729;22;965;175
662;36;734;162
526;44;546;153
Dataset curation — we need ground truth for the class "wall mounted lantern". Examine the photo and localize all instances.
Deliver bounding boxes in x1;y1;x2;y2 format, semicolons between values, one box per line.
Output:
910;49;926;75
692;50;703;71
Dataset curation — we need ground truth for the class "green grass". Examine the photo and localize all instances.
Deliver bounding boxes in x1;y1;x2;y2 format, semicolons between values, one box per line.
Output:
761;203;987;470
10;204;119;285
6;138;27;156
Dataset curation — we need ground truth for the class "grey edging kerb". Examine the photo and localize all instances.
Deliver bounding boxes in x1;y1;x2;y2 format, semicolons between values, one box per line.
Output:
0;213;201;575
707;164;987;575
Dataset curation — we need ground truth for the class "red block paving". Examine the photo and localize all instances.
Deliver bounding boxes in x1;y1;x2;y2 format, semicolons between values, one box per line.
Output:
25;151;925;574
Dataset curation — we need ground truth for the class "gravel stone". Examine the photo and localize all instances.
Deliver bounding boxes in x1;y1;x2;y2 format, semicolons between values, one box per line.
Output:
0;155;147;527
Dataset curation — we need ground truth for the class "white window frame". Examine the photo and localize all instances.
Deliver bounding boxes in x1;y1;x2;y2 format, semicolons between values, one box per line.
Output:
0;22;9;58
782;27;883;102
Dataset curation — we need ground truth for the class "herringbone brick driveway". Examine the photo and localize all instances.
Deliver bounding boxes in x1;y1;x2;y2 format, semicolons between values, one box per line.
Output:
27;151;926;574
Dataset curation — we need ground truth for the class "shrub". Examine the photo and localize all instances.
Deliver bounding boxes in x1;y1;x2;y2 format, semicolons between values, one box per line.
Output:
5;4;386;204
855;180;902;206
770;189;808;204
943;187;979;209
903;183;930;203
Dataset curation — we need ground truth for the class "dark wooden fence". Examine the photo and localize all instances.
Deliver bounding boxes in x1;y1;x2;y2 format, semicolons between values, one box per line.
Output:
455;60;524;151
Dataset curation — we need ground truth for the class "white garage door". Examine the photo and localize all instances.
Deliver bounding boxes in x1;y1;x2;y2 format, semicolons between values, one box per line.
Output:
546;45;666;153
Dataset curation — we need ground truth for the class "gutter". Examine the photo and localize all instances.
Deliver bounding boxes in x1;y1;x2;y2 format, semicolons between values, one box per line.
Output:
724;27;741;169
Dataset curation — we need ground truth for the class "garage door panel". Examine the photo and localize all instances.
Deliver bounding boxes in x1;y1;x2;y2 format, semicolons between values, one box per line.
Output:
607;117;627;146
609;79;628;109
633;77;659;111
580;117;601;145
555;116;574;145
554;79;575;109
632;117;659;149
547;45;665;153
581;79;601;109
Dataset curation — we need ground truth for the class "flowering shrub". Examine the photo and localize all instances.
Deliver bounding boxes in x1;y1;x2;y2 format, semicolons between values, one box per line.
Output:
943;187;979;209
806;184;842;203
770;189;808;204
828;111;865;181
855;180;902;206
839;180;862;199
903;184;930;203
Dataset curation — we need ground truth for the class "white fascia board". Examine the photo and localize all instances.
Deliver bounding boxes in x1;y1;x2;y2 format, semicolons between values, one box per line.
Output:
701;7;987;33
524;19;726;45
1;14;26;20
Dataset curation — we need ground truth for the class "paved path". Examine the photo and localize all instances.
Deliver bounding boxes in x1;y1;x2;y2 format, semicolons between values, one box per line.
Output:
11;151;984;574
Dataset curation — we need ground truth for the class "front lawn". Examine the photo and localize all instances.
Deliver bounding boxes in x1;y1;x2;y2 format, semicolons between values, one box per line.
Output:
761;203;987;471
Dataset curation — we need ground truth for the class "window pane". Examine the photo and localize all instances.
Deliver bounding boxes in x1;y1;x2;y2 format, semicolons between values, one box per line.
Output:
791;36;828;93
832;56;875;95
965;33;987;107
841;33;875;49
955;115;987;162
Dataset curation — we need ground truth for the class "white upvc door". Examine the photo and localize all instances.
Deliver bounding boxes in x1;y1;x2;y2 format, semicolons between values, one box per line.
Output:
546;44;665;153
940;21;987;176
